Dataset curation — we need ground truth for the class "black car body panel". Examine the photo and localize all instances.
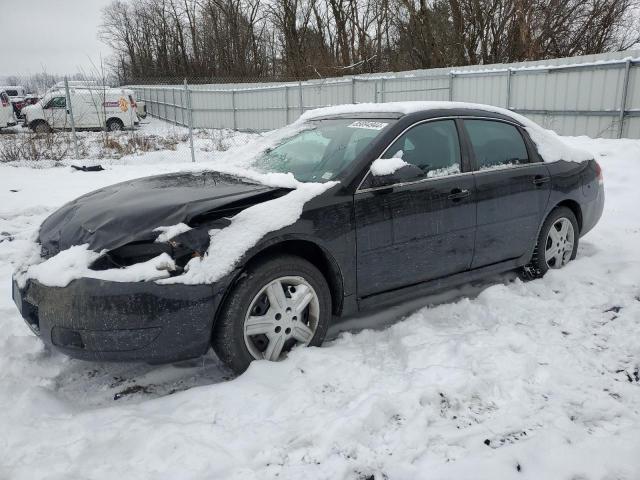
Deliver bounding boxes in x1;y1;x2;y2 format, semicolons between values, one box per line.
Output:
14;277;221;361
13;107;605;363
38;171;286;256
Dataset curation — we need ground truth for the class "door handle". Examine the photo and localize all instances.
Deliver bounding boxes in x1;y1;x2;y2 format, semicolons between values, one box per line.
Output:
533;175;550;186
448;188;470;201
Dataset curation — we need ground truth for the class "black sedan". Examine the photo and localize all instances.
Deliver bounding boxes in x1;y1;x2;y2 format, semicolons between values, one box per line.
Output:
12;104;605;373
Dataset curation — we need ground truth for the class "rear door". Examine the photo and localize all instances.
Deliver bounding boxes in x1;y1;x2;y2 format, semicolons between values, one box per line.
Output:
462;118;551;268
355;118;476;296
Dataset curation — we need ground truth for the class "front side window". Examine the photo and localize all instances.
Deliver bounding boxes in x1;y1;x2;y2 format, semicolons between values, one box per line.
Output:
382;120;461;178
45;97;66;109
464;120;529;170
253;118;390;183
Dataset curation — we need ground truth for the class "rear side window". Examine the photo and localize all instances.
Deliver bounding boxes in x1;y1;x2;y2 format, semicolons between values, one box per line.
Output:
464;120;529;170
382;120;461;178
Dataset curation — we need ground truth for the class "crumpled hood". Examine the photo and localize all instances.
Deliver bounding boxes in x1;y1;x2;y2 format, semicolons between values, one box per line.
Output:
38;171;284;256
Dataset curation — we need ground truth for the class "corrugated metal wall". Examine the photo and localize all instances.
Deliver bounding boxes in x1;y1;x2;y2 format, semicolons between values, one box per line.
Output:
131;51;640;138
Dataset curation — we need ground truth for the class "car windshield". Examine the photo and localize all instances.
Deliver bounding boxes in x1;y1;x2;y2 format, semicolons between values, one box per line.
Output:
252;118;392;183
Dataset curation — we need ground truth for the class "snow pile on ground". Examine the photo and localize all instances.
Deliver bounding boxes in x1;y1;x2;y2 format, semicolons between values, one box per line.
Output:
302;101;593;163
0;122;639;479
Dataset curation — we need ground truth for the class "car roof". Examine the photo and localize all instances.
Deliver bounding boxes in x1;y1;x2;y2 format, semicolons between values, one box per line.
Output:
301;101;524;125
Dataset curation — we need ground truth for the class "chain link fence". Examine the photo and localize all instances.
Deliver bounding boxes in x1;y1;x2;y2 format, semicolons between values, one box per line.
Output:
130;51;640;140
3;52;639;166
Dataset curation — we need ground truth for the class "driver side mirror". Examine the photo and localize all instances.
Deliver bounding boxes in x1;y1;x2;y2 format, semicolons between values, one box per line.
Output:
369;157;423;188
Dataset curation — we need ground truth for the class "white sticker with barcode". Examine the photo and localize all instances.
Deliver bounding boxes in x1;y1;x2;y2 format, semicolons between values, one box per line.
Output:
347;121;388;130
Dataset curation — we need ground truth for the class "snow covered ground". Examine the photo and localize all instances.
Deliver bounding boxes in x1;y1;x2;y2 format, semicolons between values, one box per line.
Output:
0;121;639;479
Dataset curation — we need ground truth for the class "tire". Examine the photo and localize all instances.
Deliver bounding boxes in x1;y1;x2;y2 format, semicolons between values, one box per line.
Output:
106;118;124;132
520;206;579;280
212;255;332;374
32;121;51;134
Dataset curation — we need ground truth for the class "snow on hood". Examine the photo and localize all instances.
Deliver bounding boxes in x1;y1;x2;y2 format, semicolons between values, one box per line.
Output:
160;181;334;285
302;101;593;163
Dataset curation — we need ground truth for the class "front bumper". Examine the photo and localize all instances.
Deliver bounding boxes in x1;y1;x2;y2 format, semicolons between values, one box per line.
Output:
12;276;224;363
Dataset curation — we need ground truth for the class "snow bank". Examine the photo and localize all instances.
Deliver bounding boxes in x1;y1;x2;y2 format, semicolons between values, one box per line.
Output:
302;101;593;163
2;128;640;479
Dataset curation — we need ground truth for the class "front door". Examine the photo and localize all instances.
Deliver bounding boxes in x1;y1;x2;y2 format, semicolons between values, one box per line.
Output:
44;96;68;129
355;119;476;297
461;118;551;268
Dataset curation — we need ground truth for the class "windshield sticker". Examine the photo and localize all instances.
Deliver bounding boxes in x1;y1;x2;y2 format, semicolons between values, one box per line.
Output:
347;121;388;130
321;172;333;180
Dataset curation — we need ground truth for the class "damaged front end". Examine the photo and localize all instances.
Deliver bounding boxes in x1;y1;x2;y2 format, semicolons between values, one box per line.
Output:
12;170;292;362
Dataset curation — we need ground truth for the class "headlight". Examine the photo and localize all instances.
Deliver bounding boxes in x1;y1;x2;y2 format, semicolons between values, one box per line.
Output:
89;229;211;273
90;243;173;270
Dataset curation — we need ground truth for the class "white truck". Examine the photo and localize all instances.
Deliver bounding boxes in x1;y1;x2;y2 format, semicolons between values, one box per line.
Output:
22;88;140;133
0;90;17;130
44;82;146;119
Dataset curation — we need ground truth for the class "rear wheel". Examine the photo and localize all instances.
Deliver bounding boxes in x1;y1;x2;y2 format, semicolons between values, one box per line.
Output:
212;255;332;373
106;118;124;132
520;206;579;280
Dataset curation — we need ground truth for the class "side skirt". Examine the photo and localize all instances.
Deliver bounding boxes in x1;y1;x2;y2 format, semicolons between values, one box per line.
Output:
356;257;526;313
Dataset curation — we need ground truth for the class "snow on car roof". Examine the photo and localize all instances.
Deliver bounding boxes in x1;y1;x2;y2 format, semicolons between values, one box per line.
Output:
302;101;593;164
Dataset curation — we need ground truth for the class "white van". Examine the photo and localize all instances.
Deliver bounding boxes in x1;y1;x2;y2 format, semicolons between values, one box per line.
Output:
22;88;139;133
0;90;17;129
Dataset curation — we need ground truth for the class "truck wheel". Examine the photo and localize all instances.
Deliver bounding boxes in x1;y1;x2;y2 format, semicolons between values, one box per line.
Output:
106;118;124;132
212;255;332;374
32;121;51;134
520;206;579;280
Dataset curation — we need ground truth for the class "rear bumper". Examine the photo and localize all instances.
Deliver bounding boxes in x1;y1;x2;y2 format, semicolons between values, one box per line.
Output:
12;277;224;363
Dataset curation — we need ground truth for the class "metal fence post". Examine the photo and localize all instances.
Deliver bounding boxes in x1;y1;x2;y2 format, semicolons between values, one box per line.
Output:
298;81;304;116
351;78;356;103
506;68;513;109
375;80;379;103
284;85;289;123
172;88;177;124
618;59;632;139
381;78;386;103
231;90;237;130
63;77;80;159
184;79;195;163
448;72;455;101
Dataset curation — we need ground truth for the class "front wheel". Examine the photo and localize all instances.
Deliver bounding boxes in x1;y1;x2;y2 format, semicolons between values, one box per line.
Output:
212;255;332;374
32;121;51;134
520;206;579;280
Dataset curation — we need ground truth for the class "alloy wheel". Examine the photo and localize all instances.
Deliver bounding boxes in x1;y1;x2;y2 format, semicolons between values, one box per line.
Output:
545;217;575;269
243;276;320;361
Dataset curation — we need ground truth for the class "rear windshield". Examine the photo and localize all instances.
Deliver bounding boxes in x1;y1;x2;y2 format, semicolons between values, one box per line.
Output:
5;90;19;97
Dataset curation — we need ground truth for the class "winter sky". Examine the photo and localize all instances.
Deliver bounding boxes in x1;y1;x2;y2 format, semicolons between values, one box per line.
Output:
1;0;113;77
